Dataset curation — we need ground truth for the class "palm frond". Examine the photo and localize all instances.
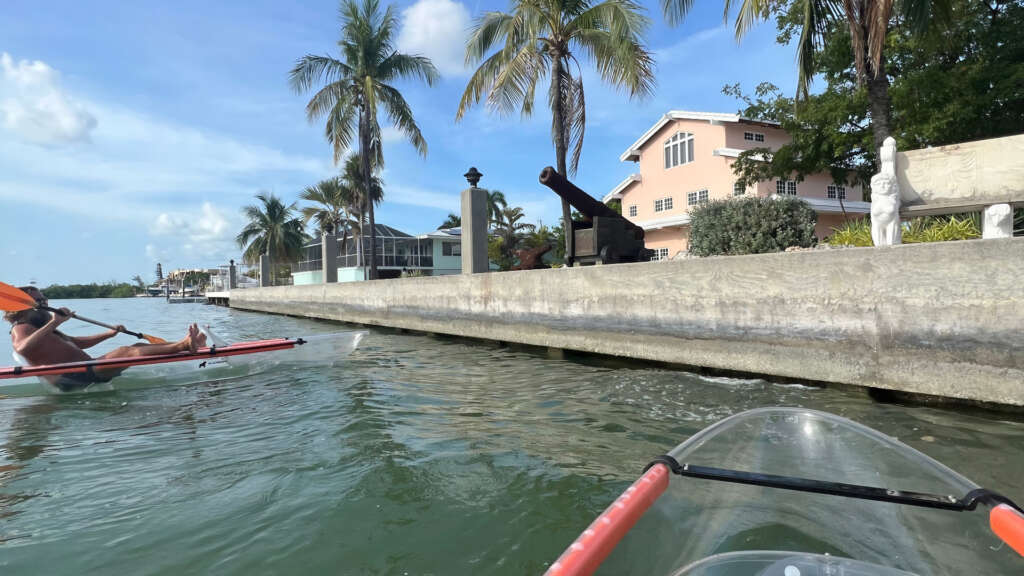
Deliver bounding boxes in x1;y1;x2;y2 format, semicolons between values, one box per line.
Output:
377;82;428;156
465;11;515;65
289;54;351;94
661;0;695;26
380;52;440;85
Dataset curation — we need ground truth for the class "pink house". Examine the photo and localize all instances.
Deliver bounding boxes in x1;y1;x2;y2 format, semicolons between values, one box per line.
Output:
603;111;869;259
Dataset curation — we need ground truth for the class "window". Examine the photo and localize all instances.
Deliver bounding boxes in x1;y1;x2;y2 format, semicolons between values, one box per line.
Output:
654;197;673;212
687;189;709;205
827;185;847;200
628;205;637;217
776;180;797;196
650;248;670;261
663;132;695;169
733;182;745;196
442;241;461;256
744;131;765;143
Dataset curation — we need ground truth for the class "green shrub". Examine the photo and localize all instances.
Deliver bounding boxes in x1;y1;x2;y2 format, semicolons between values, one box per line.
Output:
904;214;980;243
688;196;818;256
825;214;981;246
826;218;873;247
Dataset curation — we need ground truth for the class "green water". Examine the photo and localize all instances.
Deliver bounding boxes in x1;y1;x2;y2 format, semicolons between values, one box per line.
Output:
1;298;1022;574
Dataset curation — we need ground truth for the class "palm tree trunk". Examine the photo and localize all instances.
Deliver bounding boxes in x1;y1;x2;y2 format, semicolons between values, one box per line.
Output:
359;106;378;281
550;55;573;266
866;57;892;158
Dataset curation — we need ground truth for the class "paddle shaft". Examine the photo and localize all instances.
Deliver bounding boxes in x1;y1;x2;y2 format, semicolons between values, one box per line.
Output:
41;306;147;340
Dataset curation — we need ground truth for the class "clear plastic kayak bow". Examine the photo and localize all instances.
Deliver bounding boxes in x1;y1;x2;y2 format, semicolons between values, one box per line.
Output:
547;408;1024;576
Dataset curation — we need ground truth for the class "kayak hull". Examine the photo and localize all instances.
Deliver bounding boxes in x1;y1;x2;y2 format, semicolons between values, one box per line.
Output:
1;330;366;395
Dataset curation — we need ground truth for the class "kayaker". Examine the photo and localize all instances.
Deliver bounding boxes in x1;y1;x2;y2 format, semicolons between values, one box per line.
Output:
4;286;206;390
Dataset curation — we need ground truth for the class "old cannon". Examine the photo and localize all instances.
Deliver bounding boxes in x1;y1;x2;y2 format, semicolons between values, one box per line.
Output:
539;166;654;266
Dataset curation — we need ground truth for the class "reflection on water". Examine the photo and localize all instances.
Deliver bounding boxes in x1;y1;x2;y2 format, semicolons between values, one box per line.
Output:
0;299;1022;574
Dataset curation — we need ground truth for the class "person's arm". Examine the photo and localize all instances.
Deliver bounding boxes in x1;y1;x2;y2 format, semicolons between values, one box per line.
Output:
67;325;124;349
11;308;73;356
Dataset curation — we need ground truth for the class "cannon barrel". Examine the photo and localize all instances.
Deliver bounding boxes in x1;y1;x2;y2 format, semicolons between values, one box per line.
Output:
538;166;623;221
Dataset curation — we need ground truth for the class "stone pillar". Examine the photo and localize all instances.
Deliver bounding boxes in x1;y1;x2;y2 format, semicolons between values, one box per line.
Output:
461;167;489;274
982;204;1013;239
228;259;238;289
322;233;338;283
259;254;272;287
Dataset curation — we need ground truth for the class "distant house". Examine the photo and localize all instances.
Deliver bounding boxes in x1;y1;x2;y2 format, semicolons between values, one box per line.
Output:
292;224;482;284
604;111;869;260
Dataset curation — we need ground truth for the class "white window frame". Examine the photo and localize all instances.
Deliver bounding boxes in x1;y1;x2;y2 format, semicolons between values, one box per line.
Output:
628;204;637;217
733;182;745;196
687;189;709;206
442;241;461;256
650;247;670;261
827;184;847;200
776;180;797;196
663;132;695;169
744;131;765;143
654;197;673;212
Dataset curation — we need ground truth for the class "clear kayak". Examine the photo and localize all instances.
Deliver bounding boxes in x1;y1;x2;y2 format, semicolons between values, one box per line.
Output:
0;328;366;396
547;408;1024;575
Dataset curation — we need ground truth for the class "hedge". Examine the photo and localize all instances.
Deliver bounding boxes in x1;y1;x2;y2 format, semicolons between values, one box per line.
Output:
688;196;818;256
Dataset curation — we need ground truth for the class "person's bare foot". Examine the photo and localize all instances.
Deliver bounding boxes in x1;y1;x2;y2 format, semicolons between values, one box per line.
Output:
186;323;203;353
192;324;207;349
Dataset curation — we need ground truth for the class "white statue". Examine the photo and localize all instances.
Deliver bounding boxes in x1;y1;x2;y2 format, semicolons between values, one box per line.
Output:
871;137;902;246
982;203;1013;239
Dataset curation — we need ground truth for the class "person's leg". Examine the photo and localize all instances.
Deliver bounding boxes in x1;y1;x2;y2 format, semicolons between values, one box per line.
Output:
99;324;206;359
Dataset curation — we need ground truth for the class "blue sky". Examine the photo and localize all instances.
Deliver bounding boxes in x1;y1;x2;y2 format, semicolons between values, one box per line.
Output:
0;0;797;286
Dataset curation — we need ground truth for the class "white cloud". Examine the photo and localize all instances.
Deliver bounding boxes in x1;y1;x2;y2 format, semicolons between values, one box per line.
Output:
396;0;471;77
0;52;97;145
655;27;731;65
386;184;461;211
145;244;167;262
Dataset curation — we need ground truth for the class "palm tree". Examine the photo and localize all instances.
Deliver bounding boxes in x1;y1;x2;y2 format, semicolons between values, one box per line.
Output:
236;193;306;285
494;206;536;263
458;0;655;263
300;176;360;269
439;213;461;229
486;189;507;223
340;153;383;272
290;0;438;280
662;0;948;153
300;176;356;236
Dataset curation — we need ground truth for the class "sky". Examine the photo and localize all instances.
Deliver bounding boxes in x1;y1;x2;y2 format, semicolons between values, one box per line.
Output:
0;0;798;286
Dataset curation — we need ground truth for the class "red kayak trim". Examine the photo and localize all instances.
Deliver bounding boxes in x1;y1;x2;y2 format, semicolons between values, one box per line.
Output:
0;338;300;380
545;462;669;576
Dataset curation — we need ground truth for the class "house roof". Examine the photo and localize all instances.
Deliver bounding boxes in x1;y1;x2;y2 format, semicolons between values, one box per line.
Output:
418;227;461;239
602;173;641;203
620;111;781;162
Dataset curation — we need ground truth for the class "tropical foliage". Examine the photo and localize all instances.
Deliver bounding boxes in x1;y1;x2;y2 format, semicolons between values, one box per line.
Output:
726;0;1023;190
41;282;139;299
826;214;983;246
688;196;818;256
300;176;355;236
458;0;655;262
289;0;438;279
236;193;306;283
439;213;461;229
664;0;952;152
489;206;537;269
486;190;507;223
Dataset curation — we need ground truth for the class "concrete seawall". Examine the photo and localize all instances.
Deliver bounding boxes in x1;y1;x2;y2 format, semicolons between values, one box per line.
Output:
231;238;1024;407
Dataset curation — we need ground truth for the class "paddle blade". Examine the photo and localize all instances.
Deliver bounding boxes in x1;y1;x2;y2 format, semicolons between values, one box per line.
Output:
142;333;169;344
0;282;37;312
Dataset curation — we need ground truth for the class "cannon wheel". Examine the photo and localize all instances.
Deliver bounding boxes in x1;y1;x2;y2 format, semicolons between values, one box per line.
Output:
598;245;618;265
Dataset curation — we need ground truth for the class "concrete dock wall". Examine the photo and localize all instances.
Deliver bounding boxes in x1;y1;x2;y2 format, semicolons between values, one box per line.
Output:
231;238;1024;407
